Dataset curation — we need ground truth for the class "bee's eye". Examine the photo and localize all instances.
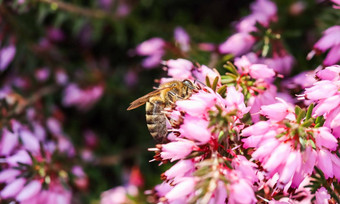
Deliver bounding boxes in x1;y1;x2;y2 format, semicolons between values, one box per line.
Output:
183;80;194;89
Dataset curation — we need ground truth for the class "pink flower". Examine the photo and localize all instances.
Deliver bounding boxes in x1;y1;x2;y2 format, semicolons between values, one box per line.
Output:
20;129;40;153
55;69;68;85
315;187;330;204
62;83;104;110
155;182;173;197
164;159;195;182
174;27;190;52
16;180;42;202
249;64;275;79
242;121;270;136
260;54;294;76
135;37;166;68
6;150;32;167
0;178;26;198
236;0;277;33
278;151;301;187
314;127;338;150
160;140;197;162
35;67;51;82
176;91;219;117
141;53;163;68
0;169;21;183
165;177;196;201
304;80;338;100
260;101;290;121
316;149;333;178
0;44;16;71
316;65;340;81
135;37;165;56
180;116;211;144
282;70;316;89
313;26;340;66
330;0;340;9
330;153;340;180
263;143;291;173
165;58;193;80
313;94;340;116
219;33;256;57
0;128;19;155
232;156;258;183
100;186;130;204
192;65;220;85
227;176;256;204
225;86;249;116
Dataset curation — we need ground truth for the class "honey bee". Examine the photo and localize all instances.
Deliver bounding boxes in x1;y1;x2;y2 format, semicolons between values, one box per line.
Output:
127;79;196;143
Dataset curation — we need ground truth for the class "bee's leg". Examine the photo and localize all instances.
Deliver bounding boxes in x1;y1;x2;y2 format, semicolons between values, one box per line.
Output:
167;91;183;104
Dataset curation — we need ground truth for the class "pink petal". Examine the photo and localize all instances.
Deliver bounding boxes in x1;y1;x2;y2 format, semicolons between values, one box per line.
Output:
278;151;301;187
323;45;340;66
219;33;256;56
135;38;165;56
317;149;333;178
20;130;40;153
315;187;330;204
263;143;290;173
0;128;19;155
249;64;275;79
160;140;196;162
315;127;338;151
165;177;196;201
260;102;289;121
314;95;340;116
0;169;21;183
164;160;195;181
0;178;26;198
16;180;42;201
242;121;270;136
0;45;16;71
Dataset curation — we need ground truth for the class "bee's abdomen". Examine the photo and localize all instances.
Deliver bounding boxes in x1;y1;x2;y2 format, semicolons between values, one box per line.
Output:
145;101;167;143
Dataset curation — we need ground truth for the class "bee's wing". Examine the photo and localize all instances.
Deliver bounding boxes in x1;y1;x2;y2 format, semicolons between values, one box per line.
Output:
127;87;169;110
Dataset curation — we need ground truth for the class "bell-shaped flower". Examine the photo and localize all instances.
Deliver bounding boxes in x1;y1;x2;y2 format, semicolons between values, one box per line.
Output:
165;177;196;201
160;140;197;162
219;33;256;57
249;64;275;79
180;115;211;144
315;187;330;204
314;127;338;151
260;101;290;121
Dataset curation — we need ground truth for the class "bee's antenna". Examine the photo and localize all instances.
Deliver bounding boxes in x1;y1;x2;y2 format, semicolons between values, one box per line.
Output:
195;80;206;87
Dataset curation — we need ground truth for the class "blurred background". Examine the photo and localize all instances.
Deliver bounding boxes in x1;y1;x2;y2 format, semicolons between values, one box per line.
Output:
0;0;339;203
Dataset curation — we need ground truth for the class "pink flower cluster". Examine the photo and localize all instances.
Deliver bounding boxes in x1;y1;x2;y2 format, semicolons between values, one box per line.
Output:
304;66;340;138
0;119;81;203
310;26;340;66
62;83;104;110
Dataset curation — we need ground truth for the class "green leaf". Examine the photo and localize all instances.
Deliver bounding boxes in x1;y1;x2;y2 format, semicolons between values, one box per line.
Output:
295;105;302;116
221;74;236;84
296;107;306;124
306;103;314;120
302;118;314;128
211;76;219;92
217;85;227;97
223;61;238;75
315;116;325;128
206;76;211;88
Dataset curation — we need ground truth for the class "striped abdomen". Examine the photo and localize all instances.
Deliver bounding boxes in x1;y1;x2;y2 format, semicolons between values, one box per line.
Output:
145;101;167;143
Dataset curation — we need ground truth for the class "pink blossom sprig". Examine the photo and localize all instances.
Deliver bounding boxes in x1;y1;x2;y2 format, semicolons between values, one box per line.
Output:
242;100;339;201
0;118;85;203
146;81;260;203
308;26;340;66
